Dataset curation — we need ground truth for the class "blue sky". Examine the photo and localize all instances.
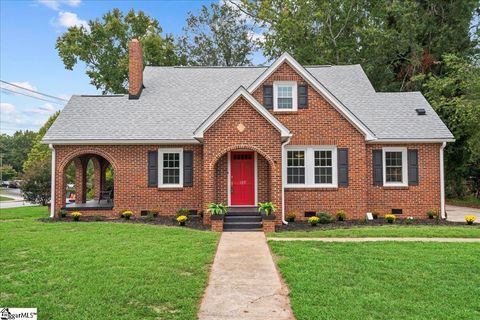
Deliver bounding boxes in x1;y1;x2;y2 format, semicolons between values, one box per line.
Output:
0;0;263;135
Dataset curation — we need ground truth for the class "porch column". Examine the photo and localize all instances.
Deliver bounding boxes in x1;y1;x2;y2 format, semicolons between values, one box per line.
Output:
92;157;103;200
74;157;87;204
203;161;215;225
271;159;283;225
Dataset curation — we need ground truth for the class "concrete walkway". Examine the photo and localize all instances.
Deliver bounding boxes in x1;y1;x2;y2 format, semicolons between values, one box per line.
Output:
269;237;480;242
199;232;295;320
446;204;480;223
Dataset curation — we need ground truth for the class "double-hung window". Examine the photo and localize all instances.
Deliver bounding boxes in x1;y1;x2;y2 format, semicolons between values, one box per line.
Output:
273;81;297;111
382;147;407;186
286;146;337;187
159;148;183;187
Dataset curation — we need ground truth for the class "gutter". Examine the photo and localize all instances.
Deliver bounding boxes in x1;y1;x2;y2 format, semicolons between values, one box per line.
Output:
49;144;55;218
281;136;292;225
440;142;446;219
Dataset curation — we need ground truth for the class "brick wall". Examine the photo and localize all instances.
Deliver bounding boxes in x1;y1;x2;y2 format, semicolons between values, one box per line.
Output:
53;144;203;218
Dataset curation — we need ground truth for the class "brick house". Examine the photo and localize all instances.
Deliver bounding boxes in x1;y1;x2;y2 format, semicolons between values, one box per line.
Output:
43;39;454;229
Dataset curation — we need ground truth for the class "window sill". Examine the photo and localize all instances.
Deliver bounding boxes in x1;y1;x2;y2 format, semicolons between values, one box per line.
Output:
157;186;184;191
286;185;338;191
381;185;409;190
273;110;298;114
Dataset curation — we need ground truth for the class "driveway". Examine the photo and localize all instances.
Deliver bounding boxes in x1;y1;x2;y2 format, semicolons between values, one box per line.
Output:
0;188;35;209
446;205;480;224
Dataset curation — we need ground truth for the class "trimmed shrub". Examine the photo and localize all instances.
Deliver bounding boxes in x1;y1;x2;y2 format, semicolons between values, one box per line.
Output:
316;212;333;224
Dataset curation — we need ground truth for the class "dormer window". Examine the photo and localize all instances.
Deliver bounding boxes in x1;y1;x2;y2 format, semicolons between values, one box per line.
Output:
273;81;297;111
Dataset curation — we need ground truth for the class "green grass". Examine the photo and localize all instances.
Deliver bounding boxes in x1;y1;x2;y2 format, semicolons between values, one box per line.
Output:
0;195;14;201
270;225;480;238
0;206;220;320
447;195;480;208
270;241;480;320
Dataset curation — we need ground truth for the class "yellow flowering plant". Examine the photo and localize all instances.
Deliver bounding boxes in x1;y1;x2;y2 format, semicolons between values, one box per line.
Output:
465;215;476;225
385;214;396;223
308;216;320;226
177;215;188;225
121;210;134;220
71;211;82;221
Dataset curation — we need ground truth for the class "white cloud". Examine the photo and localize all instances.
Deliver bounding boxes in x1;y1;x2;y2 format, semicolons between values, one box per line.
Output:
1;102;16;114
0;81;45;99
37;0;81;11
56;11;89;30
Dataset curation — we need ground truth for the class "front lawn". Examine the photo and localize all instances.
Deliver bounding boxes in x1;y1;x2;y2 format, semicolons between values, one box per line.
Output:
447;195;480;208
270;241;480;320
270;225;480;238
0;206;219;320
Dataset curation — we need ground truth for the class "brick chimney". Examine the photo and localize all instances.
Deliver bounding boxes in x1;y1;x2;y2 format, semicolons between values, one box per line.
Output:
128;39;143;99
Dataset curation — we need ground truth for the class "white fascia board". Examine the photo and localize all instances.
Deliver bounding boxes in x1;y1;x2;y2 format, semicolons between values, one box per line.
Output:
193;86;291;140
41;139;201;145
247;52;375;140
367;138;455;144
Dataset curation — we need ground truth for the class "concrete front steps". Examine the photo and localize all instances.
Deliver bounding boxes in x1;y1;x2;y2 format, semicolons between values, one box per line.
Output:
224;207;262;231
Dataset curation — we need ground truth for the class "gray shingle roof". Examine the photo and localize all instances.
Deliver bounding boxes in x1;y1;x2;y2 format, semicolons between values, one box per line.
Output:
43;64;453;142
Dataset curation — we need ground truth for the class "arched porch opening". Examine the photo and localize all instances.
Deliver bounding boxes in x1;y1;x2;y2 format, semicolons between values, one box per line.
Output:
61;153;115;211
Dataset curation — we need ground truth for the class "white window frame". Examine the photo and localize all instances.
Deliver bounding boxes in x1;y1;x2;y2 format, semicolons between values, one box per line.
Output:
382;147;408;187
158;148;183;188
284;145;338;188
273;81;297;111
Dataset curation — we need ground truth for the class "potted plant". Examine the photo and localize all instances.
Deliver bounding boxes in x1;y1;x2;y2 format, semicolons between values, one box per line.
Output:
405;216;414;224
316;212;333;224
258;202;276;220
121;210;134;220
426;208;438;220
71;211;82;221
148;209;159;218
208;203;227;220
177;215;188;226
336;210;347;221
465;215;476;225
308;216;320;226
286;212;296;222
59;209;67;218
372;212;379;219
385;214;396;224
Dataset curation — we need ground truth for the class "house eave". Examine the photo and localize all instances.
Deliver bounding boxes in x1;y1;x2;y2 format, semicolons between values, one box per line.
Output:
41;139;201;145
366;138;455;144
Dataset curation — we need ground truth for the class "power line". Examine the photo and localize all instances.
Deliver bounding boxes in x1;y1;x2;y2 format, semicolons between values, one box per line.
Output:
0;80;68;102
0;87;66;105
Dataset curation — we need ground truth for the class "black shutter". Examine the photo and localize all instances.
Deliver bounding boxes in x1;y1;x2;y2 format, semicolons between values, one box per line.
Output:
183;150;193;187
298;84;308;109
373;150;383;186
338;148;348;187
408;149;419;186
263;85;273;109
148;151;158;187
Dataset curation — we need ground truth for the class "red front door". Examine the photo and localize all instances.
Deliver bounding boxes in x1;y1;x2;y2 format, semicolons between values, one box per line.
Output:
230;151;255;205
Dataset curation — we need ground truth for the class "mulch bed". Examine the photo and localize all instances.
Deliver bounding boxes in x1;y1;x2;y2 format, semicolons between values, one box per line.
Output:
276;218;477;232
39;215;210;231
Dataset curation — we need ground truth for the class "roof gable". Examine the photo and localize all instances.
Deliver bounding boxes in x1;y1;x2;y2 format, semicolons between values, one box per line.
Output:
193;86;291;141
247;53;375;140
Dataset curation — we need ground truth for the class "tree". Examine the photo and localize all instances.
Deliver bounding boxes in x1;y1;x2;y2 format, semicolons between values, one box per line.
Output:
21;158;51;206
178;3;256;66
0;130;36;173
1;165;17;181
237;0;479;91
415;54;480;197
23;112;59;172
56;9;182;94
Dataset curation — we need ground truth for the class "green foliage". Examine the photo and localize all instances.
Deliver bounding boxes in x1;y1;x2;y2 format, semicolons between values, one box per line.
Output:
415;54;480;197
23;112;59;172
316;212;333;224
258;202;276;215
176;207;189;217
20;158;51;205
0;130;36;173
1;165;17;181
207;203;228;215
240;0;479;91
56;9;182;94
178;3;255;66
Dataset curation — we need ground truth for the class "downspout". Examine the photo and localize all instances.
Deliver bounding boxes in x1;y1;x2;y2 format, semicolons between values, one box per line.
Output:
49;144;55;218
281;136;292;225
440;142;446;219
